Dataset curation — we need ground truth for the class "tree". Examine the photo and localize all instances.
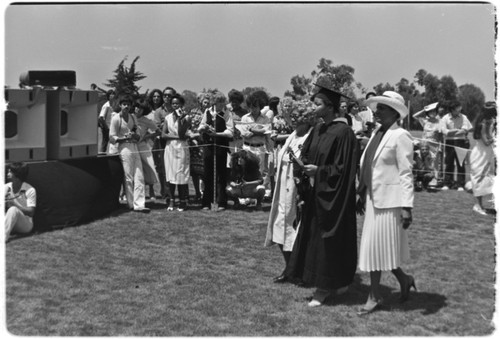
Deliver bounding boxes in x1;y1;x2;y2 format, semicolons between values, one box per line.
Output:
182;89;198;112
288;75;313;98
414;69;428;87
240;87;269;101
311;58;357;98
437;75;459;110
103;56;146;99
396;78;425;130
287;58;358;100
458;84;485;122
422;73;441;104
372;82;394;95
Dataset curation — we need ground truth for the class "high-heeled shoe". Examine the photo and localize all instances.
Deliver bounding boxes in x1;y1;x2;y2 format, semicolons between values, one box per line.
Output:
357;299;384;316
400;275;417;302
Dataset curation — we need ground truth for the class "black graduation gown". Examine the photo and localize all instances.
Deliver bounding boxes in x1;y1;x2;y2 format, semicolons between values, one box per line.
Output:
285;119;359;290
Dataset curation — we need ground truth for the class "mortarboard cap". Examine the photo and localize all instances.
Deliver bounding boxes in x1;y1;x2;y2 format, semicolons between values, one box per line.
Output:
310;83;351;110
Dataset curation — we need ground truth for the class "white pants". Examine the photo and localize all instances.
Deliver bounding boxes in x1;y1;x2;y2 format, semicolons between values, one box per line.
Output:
137;141;159;185
119;142;146;210
5;206;33;240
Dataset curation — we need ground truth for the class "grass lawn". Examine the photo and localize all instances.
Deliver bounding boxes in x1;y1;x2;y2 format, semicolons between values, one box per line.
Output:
3;188;497;336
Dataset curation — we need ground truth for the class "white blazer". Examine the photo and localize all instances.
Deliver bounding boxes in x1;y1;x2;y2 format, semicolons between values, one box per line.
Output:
359;122;414;209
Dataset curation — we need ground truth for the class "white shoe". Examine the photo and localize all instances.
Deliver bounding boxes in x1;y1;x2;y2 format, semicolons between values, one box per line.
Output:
308;289;330;307
308;299;323;307
133;207;150;213
473;204;487;216
441;186;450;191
457;187;464;192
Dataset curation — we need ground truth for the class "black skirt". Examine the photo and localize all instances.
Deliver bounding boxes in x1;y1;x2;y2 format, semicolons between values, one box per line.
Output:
285;201;357;290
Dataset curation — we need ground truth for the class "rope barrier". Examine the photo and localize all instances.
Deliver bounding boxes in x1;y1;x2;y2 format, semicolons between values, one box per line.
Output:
412;136;478;152
111;146;460;176
111;135;479;160
109;141;269;156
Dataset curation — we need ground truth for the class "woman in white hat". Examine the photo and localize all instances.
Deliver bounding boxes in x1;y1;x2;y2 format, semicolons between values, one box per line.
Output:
356;91;415;315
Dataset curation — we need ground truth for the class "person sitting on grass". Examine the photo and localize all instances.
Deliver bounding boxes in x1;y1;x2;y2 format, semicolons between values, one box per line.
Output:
5;162;36;241
413;142;436;192
226;149;265;211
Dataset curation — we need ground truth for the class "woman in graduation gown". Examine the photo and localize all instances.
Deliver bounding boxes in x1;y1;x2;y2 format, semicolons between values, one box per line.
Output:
285;83;359;307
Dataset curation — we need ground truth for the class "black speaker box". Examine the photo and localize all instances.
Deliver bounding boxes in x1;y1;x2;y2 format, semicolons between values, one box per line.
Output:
19;70;76;87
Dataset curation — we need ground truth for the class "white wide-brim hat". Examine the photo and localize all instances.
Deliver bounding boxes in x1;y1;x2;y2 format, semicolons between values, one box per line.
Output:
366;91;409;119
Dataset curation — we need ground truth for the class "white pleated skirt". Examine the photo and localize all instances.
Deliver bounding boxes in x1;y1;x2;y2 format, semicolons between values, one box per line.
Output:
359;194;410;272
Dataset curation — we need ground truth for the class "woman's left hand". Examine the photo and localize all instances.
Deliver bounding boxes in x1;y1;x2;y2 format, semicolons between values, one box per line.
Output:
401;208;413;229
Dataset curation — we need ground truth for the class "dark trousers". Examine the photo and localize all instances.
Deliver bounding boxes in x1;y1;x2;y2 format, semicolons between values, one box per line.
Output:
444;139;468;187
168;183;189;206
202;145;228;208
153;137;168;198
100;127;109;153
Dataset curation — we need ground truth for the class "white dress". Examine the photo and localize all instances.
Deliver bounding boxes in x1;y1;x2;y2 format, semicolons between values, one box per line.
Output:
469;119;495;197
163;113;190;185
264;129;311;251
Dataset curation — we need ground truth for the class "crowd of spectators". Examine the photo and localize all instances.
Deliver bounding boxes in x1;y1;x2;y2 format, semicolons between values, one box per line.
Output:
6;84;494;240
93;86;495;213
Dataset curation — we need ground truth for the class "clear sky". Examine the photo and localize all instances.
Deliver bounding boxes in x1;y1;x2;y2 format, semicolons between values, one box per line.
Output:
3;1;497;100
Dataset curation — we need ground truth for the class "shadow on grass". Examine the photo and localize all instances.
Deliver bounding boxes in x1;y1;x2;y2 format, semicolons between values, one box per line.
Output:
319;274;447;316
145;202;169;210
7;204;132;243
